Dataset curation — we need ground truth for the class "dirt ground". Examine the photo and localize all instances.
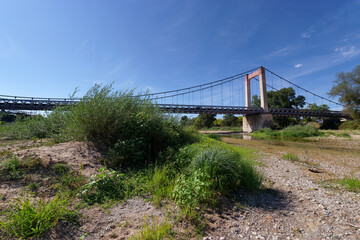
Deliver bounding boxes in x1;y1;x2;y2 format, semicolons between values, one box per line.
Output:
0;133;359;239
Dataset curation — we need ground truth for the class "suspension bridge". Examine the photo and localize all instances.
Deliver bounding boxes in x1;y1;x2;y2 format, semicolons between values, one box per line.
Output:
0;67;347;131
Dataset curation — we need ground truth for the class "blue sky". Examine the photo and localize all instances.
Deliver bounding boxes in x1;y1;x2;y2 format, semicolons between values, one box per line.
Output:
1;0;360;108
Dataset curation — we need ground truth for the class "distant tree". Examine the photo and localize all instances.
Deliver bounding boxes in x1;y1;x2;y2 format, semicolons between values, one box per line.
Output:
251;87;306;128
0;113;17;123
194;113;216;129
213;118;222;127
252;95;260;107
304;103;331;124
329;65;360;120
180;115;195;127
221;114;240;127
307;103;330;111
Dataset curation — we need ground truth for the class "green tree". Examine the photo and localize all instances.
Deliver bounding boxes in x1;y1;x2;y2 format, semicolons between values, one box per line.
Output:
307;103;330;111
251;87;306;128
304;103;338;128
329;65;360;120
221;114;240;127
194;113;216;129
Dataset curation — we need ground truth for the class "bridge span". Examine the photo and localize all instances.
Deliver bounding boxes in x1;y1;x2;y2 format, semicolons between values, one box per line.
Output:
0;97;345;118
0;66;348;131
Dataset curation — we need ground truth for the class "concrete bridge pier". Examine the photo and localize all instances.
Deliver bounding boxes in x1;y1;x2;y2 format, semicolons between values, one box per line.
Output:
243;67;274;132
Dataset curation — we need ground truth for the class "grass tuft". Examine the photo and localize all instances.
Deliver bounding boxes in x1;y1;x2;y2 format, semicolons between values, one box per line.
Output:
338;178;360;192
282;152;299;162
0;195;73;239
130;217;173;240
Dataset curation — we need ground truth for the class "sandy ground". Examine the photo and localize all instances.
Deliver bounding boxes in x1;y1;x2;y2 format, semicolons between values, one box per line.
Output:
1;135;359;239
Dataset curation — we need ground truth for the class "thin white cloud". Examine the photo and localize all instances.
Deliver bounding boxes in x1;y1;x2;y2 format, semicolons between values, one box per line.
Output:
335;45;360;57
287;46;360;80
294;64;303;68
301;32;311;38
263;47;294;59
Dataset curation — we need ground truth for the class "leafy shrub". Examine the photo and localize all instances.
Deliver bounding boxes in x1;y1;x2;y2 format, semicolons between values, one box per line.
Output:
53;171;86;195
78;168;130;205
51;163;70;174
251;128;280;139
60;84;197;168
207;133;221;140
281;124;320;138
252;125;322;139
174;138;262;203
28;182;39;191
339;120;360;130
172;171;213;209
0;156;24;180
0;195;72;239
0;116;52;139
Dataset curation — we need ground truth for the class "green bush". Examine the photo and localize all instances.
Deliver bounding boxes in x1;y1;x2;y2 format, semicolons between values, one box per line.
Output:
51;163;70;175
0;115;52;139
339;120;360;130
251;128;280;139
207;133;221;140
174;138;262;197
281;124;320;138
252;125;322;139
0;156;24;180
60;84;196;168
172;171;213;209
53;171;86;195
0;195;72;239
191;147;241;194
78;168;130;205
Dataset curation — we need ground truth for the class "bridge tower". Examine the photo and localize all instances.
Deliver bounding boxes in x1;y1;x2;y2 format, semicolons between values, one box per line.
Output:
243;66;274;132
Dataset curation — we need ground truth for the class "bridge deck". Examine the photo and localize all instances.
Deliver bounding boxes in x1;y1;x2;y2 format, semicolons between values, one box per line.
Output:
0;97;346;118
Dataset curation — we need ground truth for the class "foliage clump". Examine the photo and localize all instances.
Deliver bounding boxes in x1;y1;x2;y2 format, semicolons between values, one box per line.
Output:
173;139;262;209
252;124;321;139
0;195;74;239
58;84;197;168
339;120;360;130
329;65;360;120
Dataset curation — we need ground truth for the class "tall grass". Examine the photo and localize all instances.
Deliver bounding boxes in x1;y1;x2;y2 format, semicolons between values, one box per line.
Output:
282;152;300;162
252;124;322;139
173;138;262;207
338;178;360;192
0;195;72;239
131;218;173;240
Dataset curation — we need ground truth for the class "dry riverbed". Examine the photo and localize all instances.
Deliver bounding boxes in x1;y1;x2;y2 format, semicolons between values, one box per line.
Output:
0;134;359;239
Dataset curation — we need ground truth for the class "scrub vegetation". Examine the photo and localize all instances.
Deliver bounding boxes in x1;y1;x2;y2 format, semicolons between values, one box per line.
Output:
0;84;262;239
252;124;322;139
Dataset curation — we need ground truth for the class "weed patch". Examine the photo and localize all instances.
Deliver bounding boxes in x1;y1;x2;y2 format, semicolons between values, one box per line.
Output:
78;168;131;205
130;217;174;240
0;156;24;180
338;178;360;192
0;195;74;239
282;152;300;162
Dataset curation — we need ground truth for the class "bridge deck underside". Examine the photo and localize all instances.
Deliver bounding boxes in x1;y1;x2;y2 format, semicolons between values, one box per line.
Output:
0;99;346;118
